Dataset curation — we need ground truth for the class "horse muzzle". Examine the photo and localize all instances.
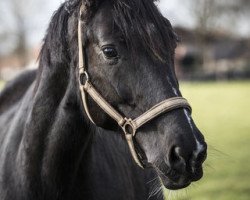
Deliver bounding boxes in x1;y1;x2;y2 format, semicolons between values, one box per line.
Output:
154;143;207;190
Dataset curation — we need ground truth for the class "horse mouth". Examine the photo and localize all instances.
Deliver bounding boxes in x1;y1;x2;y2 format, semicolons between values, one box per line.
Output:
154;168;192;190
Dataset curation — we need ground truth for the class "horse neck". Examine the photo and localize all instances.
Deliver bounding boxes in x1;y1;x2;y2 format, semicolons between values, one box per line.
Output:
15;30;95;200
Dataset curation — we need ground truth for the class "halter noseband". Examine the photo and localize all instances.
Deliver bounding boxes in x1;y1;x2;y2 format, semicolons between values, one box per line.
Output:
78;7;191;168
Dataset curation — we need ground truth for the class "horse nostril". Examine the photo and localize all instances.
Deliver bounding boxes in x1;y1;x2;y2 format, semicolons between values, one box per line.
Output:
168;147;186;174
190;143;207;173
195;143;207;164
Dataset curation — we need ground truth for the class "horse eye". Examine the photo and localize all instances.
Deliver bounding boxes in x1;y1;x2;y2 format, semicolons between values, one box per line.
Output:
102;46;118;58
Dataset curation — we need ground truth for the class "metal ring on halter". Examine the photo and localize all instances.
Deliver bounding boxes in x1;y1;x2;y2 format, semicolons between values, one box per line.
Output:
80;71;89;85
122;118;136;136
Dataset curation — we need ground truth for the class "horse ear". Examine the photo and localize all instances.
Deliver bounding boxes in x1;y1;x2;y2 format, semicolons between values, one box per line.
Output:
79;0;100;22
80;0;92;21
65;0;100;17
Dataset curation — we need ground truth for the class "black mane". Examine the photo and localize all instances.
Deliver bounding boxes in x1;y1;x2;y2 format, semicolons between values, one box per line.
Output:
39;4;71;66
112;0;177;62
40;0;177;68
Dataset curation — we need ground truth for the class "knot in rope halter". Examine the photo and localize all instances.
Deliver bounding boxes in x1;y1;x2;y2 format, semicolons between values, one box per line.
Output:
78;6;191;168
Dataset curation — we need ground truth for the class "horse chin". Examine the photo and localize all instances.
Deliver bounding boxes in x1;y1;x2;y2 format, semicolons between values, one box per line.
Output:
154;168;191;190
159;175;191;190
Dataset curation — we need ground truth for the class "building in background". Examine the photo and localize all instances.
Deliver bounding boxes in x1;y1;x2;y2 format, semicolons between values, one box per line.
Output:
0;0;249;80
175;27;250;80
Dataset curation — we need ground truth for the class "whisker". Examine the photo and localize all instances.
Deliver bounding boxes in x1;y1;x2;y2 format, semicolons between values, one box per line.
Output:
208;145;228;157
167;190;172;200
156;185;164;200
148;185;160;199
147;175;159;184
147;176;164;200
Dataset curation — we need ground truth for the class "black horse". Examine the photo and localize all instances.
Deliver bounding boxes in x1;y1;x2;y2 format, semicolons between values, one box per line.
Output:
0;70;162;200
0;0;207;200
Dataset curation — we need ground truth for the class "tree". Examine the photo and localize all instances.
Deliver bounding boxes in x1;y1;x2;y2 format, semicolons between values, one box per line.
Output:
188;0;250;36
186;0;250;70
0;0;45;66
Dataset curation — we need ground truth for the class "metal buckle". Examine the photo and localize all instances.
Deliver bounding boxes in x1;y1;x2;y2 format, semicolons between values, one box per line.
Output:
122;118;136;136
80;71;89;85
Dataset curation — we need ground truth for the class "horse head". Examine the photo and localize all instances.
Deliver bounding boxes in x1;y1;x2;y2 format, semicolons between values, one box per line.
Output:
66;0;207;190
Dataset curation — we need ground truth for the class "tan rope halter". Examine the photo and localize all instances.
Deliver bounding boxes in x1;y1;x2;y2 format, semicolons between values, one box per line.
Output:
78;7;191;168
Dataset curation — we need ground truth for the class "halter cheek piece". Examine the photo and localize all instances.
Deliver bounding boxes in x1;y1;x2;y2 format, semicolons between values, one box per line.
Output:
78;7;191;168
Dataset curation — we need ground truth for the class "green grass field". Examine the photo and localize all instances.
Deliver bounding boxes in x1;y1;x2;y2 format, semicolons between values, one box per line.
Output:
164;81;250;200
0;81;4;89
1;80;250;199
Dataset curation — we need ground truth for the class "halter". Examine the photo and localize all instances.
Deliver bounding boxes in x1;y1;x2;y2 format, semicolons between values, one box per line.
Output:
78;7;191;168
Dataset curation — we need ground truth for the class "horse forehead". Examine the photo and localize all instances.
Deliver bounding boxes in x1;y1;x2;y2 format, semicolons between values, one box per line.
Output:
92;1;113;27
90;2;156;39
91;4;114;37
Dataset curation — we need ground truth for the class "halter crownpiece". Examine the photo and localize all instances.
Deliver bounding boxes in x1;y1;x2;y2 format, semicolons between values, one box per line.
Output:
78;6;191;168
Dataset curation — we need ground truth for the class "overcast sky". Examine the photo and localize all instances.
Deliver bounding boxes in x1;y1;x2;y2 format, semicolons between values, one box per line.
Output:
40;0;250;37
0;0;187;51
30;0;193;47
0;0;249;55
45;0;193;27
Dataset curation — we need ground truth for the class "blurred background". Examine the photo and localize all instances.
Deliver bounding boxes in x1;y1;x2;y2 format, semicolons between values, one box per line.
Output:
0;0;249;199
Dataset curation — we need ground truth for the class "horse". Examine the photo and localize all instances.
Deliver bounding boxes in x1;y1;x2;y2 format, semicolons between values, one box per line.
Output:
0;0;207;199
0;70;164;200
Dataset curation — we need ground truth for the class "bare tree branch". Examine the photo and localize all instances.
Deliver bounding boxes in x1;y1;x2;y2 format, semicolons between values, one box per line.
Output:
0;0;46;65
